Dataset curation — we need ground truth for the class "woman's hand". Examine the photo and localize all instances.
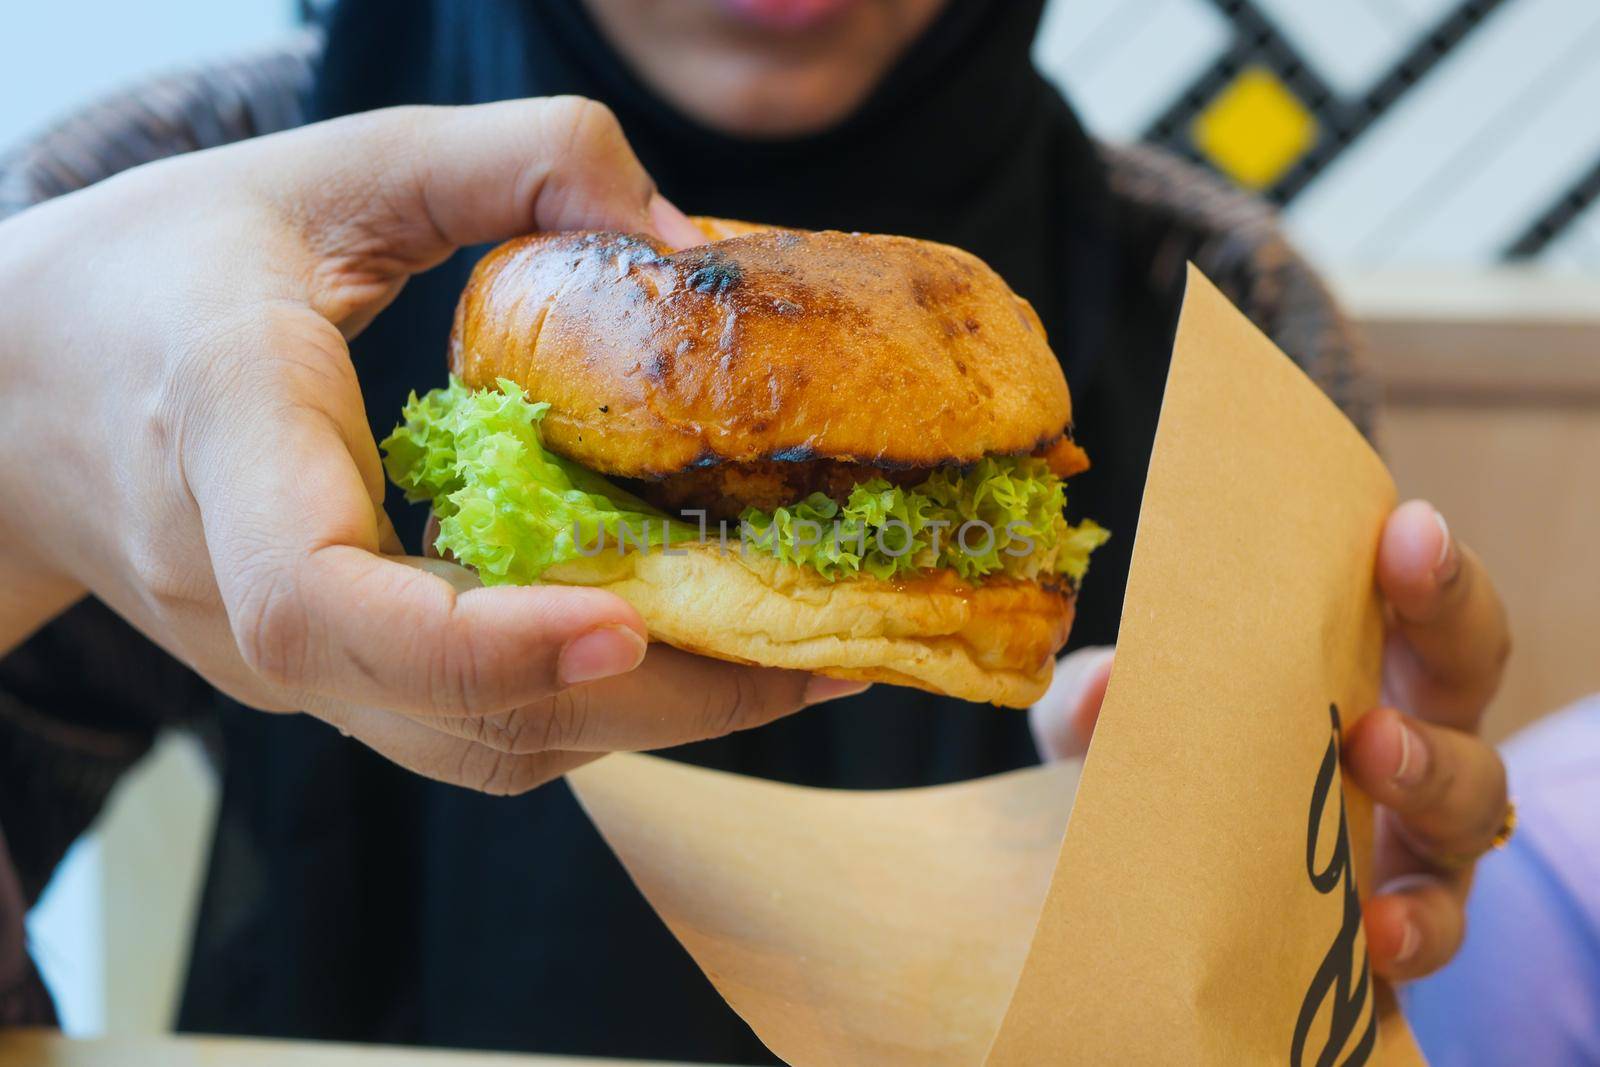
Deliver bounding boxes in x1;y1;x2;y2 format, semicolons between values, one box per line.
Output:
0;98;862;794
1344;500;1510;981
1031;500;1510;982
1028;644;1114;762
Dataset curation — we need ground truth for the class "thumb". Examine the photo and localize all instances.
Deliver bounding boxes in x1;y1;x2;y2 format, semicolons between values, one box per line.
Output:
186;309;650;719
1029;645;1115;761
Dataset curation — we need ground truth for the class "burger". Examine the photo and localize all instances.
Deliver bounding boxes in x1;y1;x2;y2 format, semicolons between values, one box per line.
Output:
381;218;1106;707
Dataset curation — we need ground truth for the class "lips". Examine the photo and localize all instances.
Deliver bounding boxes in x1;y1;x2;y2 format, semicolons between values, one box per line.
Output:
718;0;861;30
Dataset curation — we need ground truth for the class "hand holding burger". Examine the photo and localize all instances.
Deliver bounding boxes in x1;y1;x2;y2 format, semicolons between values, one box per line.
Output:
0;100;870;795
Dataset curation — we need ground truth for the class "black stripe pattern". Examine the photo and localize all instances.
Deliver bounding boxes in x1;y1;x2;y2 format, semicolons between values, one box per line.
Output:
1144;0;1511;206
1505;153;1600;259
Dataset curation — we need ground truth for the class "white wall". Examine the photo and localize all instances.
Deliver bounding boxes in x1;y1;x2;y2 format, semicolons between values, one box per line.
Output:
1035;0;1600;271
0;0;295;148
27;734;218;1035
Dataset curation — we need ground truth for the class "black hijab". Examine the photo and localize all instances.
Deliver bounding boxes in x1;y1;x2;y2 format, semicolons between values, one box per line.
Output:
179;2;1154;1060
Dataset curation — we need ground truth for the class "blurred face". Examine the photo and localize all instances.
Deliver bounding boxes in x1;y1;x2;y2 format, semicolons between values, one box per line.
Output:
582;0;950;137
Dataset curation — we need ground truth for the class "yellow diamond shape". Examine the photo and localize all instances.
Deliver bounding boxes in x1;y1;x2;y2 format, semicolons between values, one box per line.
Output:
1192;67;1317;190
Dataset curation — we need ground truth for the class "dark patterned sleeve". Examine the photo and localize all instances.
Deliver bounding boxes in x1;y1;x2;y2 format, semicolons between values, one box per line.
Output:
1100;141;1380;442
0;35;319;1026
0;32;317;217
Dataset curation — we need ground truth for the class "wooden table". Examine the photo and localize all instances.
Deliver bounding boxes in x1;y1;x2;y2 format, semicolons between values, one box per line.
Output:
0;1030;705;1067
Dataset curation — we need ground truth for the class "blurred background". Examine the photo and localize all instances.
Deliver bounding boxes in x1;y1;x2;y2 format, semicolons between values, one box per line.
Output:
5;0;1597;1043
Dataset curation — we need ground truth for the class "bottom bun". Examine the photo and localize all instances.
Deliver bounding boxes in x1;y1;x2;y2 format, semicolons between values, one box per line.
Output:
542;546;1074;707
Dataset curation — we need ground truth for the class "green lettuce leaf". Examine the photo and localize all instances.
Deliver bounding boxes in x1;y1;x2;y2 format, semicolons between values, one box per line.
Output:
382;379;1108;587
381;378;685;586
740;459;1109;583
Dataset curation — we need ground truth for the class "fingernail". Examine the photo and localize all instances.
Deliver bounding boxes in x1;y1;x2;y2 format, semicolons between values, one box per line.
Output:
559;625;647;686
1394;919;1421;964
1392;716;1431;787
1431;507;1459;584
648;193;705;249
803;675;871;705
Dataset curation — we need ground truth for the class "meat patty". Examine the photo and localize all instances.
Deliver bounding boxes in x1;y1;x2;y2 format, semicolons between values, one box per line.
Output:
627;459;924;521
626;434;1089;522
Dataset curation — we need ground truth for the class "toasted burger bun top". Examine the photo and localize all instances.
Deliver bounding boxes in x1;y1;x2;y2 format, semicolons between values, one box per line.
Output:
449;218;1074;479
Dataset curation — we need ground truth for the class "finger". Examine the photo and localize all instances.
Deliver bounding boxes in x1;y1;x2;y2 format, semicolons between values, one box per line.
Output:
430;644;869;753
254;307;399;538
412;96;662;243
276;97;699;292
193;390;651;717
376;507;404;557
1364;873;1467;982
1345;706;1510;865
1377;500;1510;730
649;193;707;250
315;700;595;796
1029;645;1114;760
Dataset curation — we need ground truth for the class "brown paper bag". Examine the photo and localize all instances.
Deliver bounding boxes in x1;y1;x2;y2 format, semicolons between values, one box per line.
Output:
568;266;1426;1065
